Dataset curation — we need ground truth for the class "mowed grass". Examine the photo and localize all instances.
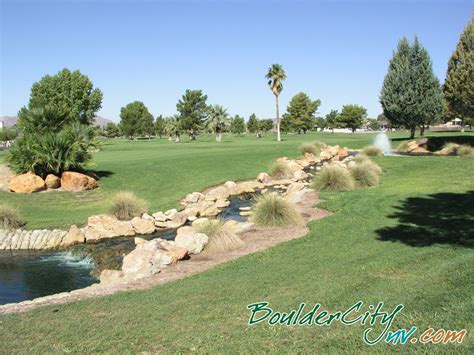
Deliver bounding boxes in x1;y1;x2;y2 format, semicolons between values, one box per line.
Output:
1;130;472;230
0;139;473;352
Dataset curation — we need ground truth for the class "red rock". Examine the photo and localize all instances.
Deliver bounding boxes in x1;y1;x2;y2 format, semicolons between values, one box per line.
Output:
61;171;98;191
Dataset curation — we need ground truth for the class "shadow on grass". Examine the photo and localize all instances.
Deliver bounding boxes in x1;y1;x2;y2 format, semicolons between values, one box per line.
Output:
391;135;474;152
377;191;474;247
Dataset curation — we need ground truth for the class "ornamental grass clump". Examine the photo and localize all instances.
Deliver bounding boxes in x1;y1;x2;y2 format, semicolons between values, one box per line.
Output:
353;154;371;164
270;161;293;179
251;193;300;227
397;141;410;153
350;162;380;188
312;164;355;191
0;204;23;230
299;143;319;156
457;144;474;157
361;145;383;157
110;191;147;220
196;219;243;255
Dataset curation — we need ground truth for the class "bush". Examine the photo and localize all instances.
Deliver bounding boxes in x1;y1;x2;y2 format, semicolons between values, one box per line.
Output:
350;162;380;187
196;219;243;255
397;141;410;153
0;204;23;230
353;154;371;164
109;192;147;220
439;143;460;155
299;143;319;156
312;164;355;191
361;145;383;157
270;161;293;179
313;141;327;152
457;144;474;157
6;123;99;178
251;193;300;227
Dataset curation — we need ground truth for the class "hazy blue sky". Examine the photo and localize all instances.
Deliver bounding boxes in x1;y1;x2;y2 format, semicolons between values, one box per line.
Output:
1;0;472;122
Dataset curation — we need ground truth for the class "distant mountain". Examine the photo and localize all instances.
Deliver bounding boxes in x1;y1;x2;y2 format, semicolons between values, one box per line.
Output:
0;115;114;128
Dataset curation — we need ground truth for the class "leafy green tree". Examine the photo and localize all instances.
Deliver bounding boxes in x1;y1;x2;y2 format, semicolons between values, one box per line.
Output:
104;122;120;138
265;64;286;141
317;117;327;131
164;115;181;142
18;68;102;130
380;37;444;138
230;115;245;134
443;20;474;128
338;105;367;132
259;119;274;132
0;127;18;142
140;111;155;138
280;113;293;134
325;110;339;133
366;118;380;131
285;92;321;133
206;105;230;141
176;89;208;140
155;115;165;139
247;113;259;133
119;101;153;138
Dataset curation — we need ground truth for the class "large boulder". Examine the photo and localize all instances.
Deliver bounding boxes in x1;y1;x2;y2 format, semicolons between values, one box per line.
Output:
256;172;272;184
293;170;308;182
45;174;61;189
131;217;156;235
175;226;208;254
100;269;124;284
61;225;85;248
155;211;188;229
84;214;135;242
181;192;204;206
205;186;230;201
337;147;349;159
61;171;98;192
8;172;46;193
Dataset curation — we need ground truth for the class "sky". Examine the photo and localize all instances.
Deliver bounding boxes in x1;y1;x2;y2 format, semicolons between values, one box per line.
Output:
0;0;472;122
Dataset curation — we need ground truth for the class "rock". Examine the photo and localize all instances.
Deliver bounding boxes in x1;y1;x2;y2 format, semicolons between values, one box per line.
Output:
155;211;188;229
61;225;85;248
205;186;230;201
181;192;204;206
224;220;255;234
100;269;123;284
187;215;198;222
121;240;162;275
131;217;156;235
416;138;428;146
159;240;188;261
164;208;178;218
85;214;134;241
152;211;167;222
175;227;208;254
285;182;305;195
112;220;135;236
337;147;349;159
411;147;430;154
134;237;147;245
195;200;220;217
191;218;209;229
406;141;419;152
256;172;272;184
224;181;237;191
232;181;265;195
142;213;155;221
239;206;252;211
239;211;253;217
8;172;46;193
285;188;311;204
45;174;61;189
61;171;98;192
293;170;308;181
215;198;230;208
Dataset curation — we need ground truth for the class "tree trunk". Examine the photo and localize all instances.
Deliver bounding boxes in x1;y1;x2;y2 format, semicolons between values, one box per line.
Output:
175;132;180;142
409;126;416;139
276;95;281;142
352;127;356;133
216;127;222;142
420;124;425;137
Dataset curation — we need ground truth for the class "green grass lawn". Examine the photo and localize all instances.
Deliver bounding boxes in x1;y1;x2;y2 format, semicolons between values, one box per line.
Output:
0;132;473;352
1;130;473;230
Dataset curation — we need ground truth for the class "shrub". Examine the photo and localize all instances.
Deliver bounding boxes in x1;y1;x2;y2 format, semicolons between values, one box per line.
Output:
6;123;99;178
397;141;410;153
0;204;23;230
299;143;319;156
361;145;383;157
196;219;243;255
437;143;460;156
313;141;327;151
350;162;380;187
312;164;355;191
353;154;371;164
457;144;474;157
109;192;147;220
270;161;293;179
251;193;300;227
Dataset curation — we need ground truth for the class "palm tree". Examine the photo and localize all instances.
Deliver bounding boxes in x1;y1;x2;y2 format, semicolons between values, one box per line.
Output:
265;64;287;142
206;105;230;142
164;115;181;142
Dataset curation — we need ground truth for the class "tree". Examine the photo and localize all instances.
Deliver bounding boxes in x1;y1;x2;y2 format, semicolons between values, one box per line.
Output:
259;119;274;132
140;111;155;138
265;64;286;141
285;92;321;133
247;113;259;133
176;89;208;140
443;20;474;128
317;117;327;131
119;101;153;138
338;105;367;132
380;37;444;138
164;116;181;142
280;113;293;134
0;127;18;142
325;110;339;133
230;115;245;134
206;105;230;141
18;68;102;130
155;115;165;139
366;118;380;131
104;122;120;138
